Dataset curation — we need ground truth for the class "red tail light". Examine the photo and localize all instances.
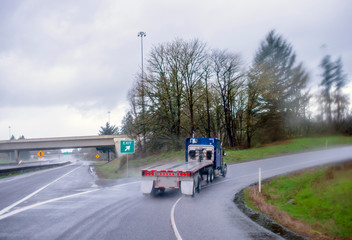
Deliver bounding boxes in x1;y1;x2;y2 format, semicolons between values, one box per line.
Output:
178;171;192;177
142;170;156;176
159;172;175;176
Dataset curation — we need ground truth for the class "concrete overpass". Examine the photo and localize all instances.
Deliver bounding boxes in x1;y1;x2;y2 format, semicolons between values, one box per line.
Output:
0;135;130;162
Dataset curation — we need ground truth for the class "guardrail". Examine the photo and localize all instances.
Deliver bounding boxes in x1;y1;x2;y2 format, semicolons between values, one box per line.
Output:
0;161;71;176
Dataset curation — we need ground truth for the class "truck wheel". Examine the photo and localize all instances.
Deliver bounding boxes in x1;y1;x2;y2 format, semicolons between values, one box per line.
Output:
222;163;227;177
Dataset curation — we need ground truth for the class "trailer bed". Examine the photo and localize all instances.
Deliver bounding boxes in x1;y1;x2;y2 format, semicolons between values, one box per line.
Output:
144;160;213;172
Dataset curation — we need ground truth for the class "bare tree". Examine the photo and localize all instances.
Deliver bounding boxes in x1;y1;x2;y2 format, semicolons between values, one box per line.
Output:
211;49;243;147
179;39;208;135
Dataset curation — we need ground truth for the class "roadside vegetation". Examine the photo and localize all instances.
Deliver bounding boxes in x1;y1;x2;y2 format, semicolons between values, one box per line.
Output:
95;135;352;179
225;135;352;163
120;30;351;156
244;161;352;240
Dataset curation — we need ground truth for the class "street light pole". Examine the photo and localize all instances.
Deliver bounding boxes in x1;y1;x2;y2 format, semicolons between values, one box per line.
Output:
108;111;111;124
137;31;147;147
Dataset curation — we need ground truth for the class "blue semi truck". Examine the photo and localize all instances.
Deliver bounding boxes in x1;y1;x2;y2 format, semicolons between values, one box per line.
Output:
141;137;227;196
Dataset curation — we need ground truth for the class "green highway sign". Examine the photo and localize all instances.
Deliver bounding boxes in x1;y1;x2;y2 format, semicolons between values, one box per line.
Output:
120;140;135;153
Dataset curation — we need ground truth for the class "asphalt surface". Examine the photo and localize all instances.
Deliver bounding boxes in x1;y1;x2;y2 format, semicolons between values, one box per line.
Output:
0;146;351;240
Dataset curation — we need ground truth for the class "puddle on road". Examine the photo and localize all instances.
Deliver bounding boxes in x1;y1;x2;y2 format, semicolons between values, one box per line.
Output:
234;189;307;240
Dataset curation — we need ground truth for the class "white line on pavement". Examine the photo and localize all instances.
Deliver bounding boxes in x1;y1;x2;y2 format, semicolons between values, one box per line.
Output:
0;165;81;216
169;157;337;240
0;189;99;220
171;197;183;240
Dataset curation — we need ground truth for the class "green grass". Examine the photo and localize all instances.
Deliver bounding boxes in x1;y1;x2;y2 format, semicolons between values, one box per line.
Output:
259;162;352;238
225;135;352;163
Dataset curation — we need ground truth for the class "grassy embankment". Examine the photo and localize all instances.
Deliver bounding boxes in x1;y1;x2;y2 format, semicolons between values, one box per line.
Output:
244;162;352;240
95;135;352;179
225;135;352;163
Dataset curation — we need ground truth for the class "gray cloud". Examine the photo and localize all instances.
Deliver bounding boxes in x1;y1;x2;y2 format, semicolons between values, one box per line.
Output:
0;0;351;139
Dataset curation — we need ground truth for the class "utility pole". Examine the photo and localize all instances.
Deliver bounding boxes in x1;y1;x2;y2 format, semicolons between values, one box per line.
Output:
138;31;147;148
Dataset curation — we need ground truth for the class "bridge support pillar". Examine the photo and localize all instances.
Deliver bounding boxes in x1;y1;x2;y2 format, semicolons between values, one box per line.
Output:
114;138;122;158
14;150;20;164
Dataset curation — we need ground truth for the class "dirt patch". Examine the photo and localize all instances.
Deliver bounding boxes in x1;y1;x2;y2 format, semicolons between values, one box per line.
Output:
234;189;307;240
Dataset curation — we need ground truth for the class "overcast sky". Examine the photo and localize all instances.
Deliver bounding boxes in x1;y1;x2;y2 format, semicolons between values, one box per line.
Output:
0;0;351;140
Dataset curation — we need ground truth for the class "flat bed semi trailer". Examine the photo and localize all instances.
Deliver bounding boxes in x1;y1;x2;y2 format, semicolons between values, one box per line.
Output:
141;137;227;196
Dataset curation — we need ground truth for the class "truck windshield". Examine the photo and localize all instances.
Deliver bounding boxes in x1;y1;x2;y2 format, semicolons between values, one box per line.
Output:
206;151;212;160
189;150;196;159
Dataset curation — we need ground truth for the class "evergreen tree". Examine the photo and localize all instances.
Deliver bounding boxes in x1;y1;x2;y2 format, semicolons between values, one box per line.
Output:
252;30;309;141
319;55;348;126
98;122;119;135
97;122;119;161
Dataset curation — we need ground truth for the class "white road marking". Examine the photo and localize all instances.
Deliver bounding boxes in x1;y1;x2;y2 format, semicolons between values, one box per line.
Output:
171;197;183;240
170;156;341;239
0;165;81;216
0;189;99;220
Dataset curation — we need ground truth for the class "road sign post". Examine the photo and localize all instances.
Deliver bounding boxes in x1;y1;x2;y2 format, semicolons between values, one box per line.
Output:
127;154;128;178
120;140;135;177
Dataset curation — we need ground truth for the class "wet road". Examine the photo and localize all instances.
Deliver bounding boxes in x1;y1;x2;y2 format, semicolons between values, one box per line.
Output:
0;146;351;240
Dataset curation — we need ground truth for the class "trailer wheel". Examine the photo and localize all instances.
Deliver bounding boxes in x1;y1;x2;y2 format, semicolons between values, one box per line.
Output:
151;181;158;196
191;179;196;197
196;176;201;193
222;163;227;177
208;168;214;182
151;187;158;196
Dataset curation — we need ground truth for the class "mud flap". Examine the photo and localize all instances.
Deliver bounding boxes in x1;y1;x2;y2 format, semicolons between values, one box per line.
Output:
141;180;154;194
180;181;194;195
